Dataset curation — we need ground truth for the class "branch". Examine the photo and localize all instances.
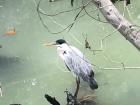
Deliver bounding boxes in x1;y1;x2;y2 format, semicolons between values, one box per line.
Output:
35;0;92;34
36;0;84;34
44;94;60;105
35;0;111;34
37;0;88;17
92;0;140;51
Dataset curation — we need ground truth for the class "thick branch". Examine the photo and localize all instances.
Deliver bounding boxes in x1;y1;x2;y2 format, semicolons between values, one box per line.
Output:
92;0;140;51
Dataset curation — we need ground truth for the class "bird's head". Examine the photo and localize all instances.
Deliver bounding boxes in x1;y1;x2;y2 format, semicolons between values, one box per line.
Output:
44;39;67;47
56;39;66;45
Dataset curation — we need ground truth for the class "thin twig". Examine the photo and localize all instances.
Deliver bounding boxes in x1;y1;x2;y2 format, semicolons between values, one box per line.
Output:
83;2;113;23
102;23;122;43
36;0;84;34
37;0;90;17
68;0;93;31
68;8;84;31
122;0;126;17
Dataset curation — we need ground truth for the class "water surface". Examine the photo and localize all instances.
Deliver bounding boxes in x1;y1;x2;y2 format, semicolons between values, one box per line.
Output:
0;0;140;105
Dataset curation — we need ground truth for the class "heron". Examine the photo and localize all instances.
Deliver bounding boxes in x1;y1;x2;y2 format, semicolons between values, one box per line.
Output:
45;39;98;90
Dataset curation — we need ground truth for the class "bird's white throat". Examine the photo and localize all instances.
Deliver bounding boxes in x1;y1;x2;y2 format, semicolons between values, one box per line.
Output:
57;43;69;60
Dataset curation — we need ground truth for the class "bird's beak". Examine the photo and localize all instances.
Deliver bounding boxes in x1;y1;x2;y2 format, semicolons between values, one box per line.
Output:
43;42;56;47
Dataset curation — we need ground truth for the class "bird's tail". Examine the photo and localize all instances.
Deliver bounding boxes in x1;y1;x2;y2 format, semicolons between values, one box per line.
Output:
88;71;98;90
89;77;98;90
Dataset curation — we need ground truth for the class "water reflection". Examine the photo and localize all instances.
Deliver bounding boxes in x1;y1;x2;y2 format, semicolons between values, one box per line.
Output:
0;56;20;69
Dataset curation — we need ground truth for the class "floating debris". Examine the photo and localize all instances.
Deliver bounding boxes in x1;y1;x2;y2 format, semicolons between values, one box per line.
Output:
31;79;37;86
31;82;36;86
5;27;16;36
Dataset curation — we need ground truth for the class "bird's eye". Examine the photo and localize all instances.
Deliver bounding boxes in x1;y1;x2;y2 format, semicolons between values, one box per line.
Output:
63;51;67;54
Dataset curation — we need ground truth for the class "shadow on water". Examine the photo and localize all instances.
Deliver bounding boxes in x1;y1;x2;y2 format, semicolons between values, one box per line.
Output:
0;55;20;69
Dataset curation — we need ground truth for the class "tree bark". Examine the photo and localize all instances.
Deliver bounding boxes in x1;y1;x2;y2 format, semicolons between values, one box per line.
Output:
92;0;140;51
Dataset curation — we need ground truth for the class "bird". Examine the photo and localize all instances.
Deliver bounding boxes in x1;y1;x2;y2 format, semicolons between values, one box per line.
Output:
44;39;98;90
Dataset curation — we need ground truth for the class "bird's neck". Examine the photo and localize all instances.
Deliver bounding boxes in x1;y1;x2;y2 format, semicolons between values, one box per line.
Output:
57;44;69;60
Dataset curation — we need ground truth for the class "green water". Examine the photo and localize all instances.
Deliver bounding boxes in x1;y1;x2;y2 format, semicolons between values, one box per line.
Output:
0;0;140;105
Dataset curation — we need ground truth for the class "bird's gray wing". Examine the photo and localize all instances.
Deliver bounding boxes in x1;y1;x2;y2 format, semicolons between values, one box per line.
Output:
63;46;92;81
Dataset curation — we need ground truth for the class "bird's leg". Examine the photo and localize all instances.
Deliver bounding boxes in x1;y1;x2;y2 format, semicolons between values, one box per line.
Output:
74;76;80;98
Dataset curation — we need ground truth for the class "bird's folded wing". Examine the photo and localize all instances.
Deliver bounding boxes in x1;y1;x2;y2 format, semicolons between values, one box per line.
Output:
64;46;92;80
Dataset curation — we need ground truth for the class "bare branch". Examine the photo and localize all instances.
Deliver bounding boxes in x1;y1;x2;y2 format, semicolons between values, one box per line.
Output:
36;0;85;34
37;0;89;17
92;0;140;51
